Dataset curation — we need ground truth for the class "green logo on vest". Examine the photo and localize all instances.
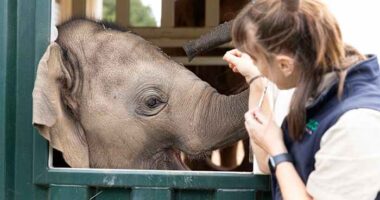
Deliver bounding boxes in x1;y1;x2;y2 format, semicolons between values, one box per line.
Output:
306;119;319;135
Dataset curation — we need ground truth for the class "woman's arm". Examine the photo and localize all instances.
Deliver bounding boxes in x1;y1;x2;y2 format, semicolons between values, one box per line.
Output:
248;80;271;174
276;162;313;200
244;111;313;200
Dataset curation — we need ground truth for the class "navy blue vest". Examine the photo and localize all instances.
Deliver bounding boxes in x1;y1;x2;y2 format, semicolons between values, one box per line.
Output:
272;56;380;200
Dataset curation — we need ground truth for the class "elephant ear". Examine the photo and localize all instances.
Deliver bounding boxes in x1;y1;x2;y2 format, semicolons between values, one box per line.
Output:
33;43;89;168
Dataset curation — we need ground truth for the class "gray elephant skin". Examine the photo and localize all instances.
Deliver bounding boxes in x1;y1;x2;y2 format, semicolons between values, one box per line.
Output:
32;19;248;170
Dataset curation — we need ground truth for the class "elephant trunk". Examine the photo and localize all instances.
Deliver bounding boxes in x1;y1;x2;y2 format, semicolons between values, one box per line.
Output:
177;83;249;155
183;20;233;61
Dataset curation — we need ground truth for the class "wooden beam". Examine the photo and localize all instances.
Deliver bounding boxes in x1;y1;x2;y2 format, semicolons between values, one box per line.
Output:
116;0;130;28
130;27;213;39
161;0;175;27
205;0;220;27
147;38;233;48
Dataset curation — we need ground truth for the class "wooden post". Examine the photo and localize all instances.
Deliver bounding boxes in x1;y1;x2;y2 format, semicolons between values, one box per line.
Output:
161;0;175;27
58;0;73;23
205;0;220;27
116;0;130;28
72;0;87;18
86;0;103;20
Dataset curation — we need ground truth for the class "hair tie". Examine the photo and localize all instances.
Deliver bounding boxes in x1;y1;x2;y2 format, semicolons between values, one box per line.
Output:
247;75;264;85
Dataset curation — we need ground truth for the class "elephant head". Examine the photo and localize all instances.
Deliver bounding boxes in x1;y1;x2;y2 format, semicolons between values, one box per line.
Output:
33;19;248;170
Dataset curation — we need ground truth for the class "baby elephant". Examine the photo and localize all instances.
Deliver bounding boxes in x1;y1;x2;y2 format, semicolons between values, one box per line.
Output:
33;19;248;170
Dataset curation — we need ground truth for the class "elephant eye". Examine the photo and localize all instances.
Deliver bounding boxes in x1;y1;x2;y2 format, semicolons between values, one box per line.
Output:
135;88;168;117
145;96;162;109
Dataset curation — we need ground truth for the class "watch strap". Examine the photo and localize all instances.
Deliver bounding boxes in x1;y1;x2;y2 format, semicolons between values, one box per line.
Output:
268;153;293;174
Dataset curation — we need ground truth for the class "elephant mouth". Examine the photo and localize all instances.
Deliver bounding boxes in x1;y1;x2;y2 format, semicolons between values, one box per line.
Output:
170;148;190;170
153;148;189;170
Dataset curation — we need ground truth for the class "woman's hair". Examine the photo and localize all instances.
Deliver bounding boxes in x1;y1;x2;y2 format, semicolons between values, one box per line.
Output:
232;0;361;140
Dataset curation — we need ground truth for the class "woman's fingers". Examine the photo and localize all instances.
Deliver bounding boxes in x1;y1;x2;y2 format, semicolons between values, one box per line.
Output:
227;63;239;73
224;49;261;80
245;112;264;130
227;49;242;57
252;110;268;125
244;121;251;134
244;111;255;124
247;109;266;125
223;49;244;66
245;112;266;143
223;51;240;66
224;54;242;74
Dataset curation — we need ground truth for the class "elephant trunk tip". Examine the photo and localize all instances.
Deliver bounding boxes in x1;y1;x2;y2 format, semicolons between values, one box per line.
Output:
182;20;234;62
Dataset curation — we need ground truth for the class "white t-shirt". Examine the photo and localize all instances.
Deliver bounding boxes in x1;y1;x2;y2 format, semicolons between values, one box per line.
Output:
306;108;380;200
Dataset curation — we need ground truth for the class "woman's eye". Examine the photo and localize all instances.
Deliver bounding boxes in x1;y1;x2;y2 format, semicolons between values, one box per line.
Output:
145;97;161;108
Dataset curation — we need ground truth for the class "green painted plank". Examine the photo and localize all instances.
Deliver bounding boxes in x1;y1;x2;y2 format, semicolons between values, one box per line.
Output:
34;185;50;200
33;0;52;184
131;187;172;200
13;0;37;198
255;191;272;200
49;185;92;200
215;189;256;200
92;188;130;200
35;169;271;191
0;0;17;199
33;0;52;196
13;0;51;199
174;189;214;200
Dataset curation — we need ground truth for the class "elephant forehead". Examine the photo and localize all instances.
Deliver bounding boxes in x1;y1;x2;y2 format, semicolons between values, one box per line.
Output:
81;71;133;104
82;35;171;79
90;32;161;63
79;86;135;124
83;36;137;67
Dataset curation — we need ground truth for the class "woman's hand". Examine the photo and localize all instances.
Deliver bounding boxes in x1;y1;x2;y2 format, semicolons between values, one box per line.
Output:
244;109;287;156
223;49;261;82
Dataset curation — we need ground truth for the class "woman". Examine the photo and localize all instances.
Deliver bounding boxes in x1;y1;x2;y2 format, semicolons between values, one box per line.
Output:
223;0;380;199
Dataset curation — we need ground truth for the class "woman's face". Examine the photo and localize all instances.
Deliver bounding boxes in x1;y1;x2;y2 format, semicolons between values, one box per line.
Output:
252;53;299;90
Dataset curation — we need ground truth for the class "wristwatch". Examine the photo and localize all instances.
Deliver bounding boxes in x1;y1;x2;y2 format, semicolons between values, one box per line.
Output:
268;153;293;174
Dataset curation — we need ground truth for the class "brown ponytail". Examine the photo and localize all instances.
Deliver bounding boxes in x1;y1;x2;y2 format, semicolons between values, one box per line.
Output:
232;0;352;140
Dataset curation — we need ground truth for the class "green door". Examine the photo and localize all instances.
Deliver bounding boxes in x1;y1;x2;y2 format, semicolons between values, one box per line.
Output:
0;0;271;199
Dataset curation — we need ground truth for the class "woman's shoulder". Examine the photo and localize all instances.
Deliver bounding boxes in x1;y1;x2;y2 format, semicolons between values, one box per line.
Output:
307;108;380;200
331;108;380;127
320;108;380;157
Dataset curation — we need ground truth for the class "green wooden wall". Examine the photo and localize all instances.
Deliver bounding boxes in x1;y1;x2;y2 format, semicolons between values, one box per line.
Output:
0;0;17;199
0;1;271;199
